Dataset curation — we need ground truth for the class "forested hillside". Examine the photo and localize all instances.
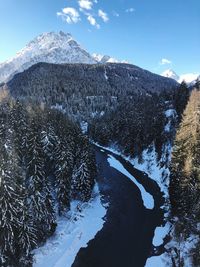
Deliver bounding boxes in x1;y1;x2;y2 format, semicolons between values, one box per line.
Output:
1;62;182;158
169;88;200;266
90;82;189;159
0;99;96;267
2;62;178;123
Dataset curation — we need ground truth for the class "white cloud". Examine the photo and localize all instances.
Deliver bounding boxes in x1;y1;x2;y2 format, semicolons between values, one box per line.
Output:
126;8;135;13
78;0;93;10
98;9;109;22
87;15;100;28
160;58;172;65
57;7;80;24
57;1;109;29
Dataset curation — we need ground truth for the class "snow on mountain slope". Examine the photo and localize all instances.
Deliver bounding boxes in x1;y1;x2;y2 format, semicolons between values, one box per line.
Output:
0;31;97;83
92;53;128;64
162;69;199;84
161;69;179;82
179;73;199;84
93;53;119;63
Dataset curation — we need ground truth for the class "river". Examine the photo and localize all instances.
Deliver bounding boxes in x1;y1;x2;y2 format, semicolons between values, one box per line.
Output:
72;146;165;267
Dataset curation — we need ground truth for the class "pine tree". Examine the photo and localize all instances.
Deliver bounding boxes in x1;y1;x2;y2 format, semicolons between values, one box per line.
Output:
26;117;49;240
54;140;73;215
72;137;95;201
174;81;189;121
0;123;23;266
17;192;37;266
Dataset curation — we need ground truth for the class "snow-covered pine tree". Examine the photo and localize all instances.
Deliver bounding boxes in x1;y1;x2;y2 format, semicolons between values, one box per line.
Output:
26;116;55;240
71;136;95;201
12;100;28;157
9;100;29;190
0;100;96;265
54;140;73;215
17;191;37;267
48;109;75;215
0;122;24;266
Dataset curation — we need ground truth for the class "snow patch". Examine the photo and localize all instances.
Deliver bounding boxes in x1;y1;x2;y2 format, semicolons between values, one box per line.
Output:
51;104;66;113
152;223;170;246
104;68;108;80
80;121;88;134
145;254;168;267
33;184;107;267
165;109;176;118
107;154;154;210
91;111;105;118
130;144;172;197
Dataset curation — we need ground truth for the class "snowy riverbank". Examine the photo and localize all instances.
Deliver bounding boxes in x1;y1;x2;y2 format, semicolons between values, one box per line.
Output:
107;154;154;209
33;184;107;267
94;141;172;267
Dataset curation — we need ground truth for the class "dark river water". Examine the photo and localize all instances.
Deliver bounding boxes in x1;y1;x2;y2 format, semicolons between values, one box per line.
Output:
72;146;165;267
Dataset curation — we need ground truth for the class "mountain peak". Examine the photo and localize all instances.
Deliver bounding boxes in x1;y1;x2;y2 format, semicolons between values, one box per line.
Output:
35;31;73;43
0;31;96;83
161;69;179;82
93;53;119;63
161;69;200;84
15;31;76;59
92;53;129;64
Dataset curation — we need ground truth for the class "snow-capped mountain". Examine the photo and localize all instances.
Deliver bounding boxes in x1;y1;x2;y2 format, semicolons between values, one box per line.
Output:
93;53;119;63
93;53;129;64
0;31;96;83
179;73;199;84
161;69;199;84
161;69;179;82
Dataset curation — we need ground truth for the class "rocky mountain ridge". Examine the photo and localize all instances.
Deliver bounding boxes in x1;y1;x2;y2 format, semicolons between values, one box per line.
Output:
0;31;97;83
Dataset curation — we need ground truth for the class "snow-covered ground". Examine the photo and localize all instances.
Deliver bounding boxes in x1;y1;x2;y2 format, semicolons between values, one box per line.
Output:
33;184;107;267
146;230;199;267
145;254;168;267
107;154;154;209
152;223;171;247
130;145;171;197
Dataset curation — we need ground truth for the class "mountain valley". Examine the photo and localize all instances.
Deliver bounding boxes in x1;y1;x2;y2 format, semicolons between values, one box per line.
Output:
0;31;199;267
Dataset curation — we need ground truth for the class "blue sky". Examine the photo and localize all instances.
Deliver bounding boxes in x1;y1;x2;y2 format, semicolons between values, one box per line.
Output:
0;0;199;75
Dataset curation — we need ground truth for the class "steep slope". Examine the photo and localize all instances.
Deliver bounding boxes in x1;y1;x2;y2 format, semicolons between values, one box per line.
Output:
0;31;96;83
